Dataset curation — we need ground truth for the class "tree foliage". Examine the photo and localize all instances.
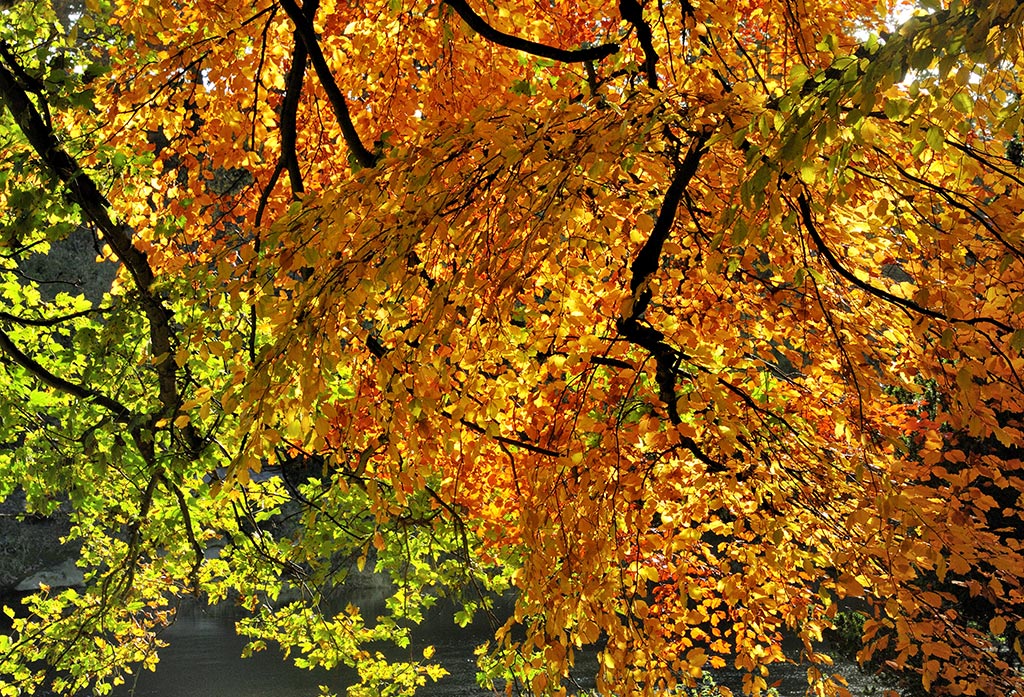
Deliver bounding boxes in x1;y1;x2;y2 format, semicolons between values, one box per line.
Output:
1;0;1024;694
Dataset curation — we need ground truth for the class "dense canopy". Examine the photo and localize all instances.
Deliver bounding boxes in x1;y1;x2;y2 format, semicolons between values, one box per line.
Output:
1;0;1024;694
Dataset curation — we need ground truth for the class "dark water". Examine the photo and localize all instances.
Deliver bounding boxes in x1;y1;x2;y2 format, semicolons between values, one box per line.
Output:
114;608;516;697
106;607;887;697
111;611;351;697
0;586;883;697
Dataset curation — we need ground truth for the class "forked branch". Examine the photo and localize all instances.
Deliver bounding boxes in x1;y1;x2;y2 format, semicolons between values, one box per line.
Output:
618;131;723;472
278;0;378;169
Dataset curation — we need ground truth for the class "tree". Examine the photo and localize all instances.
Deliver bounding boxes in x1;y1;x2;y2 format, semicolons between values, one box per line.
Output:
0;0;1023;694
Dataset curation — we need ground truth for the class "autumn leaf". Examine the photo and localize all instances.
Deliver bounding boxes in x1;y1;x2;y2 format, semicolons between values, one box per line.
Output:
1;0;1024;695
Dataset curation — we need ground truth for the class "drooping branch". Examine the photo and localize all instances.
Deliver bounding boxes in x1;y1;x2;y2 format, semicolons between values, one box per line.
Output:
277;0;377;169
796;192;1013;334
280;48;307;193
161;474;205;593
618;0;658;88
616;315;724;472
872;146;1024;263
618;131;723;472
249;9;277;150
0;326;132;421
250;21;310;360
443;0;619;64
0;55;183;423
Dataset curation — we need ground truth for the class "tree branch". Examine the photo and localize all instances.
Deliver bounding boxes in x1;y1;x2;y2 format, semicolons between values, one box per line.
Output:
796;192;1013;333
618;0;658;88
0;305;111;327
628;130;710;315
277;0;377;169
0;57;182;421
279;0;317;193
456;415;562;457
617;131;723;472
872;146;1024;263
443;0;618;64
0;41;51;129
161;474;205;594
0;326;132;421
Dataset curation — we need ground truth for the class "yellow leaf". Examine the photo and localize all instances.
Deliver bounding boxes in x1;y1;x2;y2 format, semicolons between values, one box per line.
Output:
687;648;708;667
837;573;864;598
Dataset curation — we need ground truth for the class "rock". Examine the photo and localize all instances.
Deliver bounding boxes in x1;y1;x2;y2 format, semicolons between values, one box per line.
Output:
15;558;84;592
0;492;76;595
18;226;118;303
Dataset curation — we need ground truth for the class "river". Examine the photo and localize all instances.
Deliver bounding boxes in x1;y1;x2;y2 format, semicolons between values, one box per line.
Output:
106;604;888;697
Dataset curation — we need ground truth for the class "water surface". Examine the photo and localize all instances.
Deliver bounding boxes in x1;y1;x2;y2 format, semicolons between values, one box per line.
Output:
110;608;887;697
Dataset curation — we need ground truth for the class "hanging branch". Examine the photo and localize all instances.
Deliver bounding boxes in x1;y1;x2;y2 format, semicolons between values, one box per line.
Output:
796;192;1013;334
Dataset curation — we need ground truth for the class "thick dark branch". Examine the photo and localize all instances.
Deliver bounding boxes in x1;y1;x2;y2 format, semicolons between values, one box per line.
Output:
0;58;182;420
279;0;318;194
277;0;377;169
617;131;723;472
0;41;51;128
0;326;131;421
618;0;658;88
591;355;633;370
281;46;306;193
629;131;711;315
615;316;723;472
796;193;1013;334
444;0;619;64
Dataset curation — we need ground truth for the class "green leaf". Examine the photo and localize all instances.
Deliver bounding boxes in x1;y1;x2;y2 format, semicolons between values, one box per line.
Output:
1011;330;1024;353
951;91;973;115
